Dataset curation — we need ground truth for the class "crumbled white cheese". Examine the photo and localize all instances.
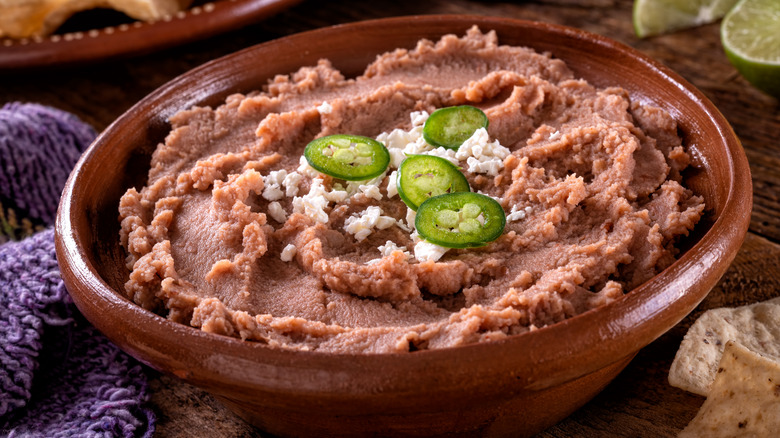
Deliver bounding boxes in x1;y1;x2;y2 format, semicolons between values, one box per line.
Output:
262;186;285;201
341;171;387;201
376;111;434;168
423;146;459;164
507;205;534;222
410;111;428;127
376;111;508;174
292;192;328;224
386;170;398;198
405;208;417;231
366;240;411;265
267;201;287;223
292;178;347;224
389;118;457;162
414;240;449;262
297;155;320;178
395;220;412;233
262;169;287;201
344;206;395;241
280;244;297;262
378;240;410;258
327;191;348;204
375;127;409;151
344;180;382;200
317;101;333;114
388;148;408;169
406;218;449;262
464;157;496;175
377;111;426;150
358;184;383;201
282;171;302;197
455;128;510;176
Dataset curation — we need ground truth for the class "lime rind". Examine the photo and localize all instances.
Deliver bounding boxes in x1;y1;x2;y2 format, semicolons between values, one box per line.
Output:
634;0;738;38
721;0;780;97
721;0;780;63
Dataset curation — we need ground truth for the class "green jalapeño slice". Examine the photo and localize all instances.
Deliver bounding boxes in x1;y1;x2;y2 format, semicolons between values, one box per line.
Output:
397;155;470;211
415;192;505;248
422;105;489;150
304;134;390;181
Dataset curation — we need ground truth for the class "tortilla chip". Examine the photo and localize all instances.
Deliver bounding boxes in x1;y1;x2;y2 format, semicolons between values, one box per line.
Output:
0;0;192;39
669;297;780;396
678;341;780;437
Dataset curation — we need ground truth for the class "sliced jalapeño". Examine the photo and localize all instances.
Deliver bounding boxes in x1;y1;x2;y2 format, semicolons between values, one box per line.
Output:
397;155;470;211
415;192;505;248
422;105;489;150
304;134;390;181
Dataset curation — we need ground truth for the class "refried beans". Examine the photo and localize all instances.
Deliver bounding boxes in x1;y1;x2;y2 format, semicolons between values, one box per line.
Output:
118;27;705;353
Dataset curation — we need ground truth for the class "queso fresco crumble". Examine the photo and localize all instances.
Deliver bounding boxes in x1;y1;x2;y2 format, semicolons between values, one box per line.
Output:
288;109;519;263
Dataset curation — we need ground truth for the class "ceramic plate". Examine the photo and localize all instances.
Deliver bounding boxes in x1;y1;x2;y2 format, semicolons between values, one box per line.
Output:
0;0;301;70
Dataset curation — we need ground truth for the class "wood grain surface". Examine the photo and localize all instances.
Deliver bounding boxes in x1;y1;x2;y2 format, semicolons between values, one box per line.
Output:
2;0;777;436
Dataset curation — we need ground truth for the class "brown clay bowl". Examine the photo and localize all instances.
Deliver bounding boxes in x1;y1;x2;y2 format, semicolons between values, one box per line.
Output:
55;15;751;437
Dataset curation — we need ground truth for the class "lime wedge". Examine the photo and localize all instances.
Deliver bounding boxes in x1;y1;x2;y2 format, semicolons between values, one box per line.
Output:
721;0;780;97
633;0;738;38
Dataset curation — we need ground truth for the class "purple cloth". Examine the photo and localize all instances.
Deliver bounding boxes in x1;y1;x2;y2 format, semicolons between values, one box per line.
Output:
0;102;95;225
0;103;154;437
0;232;153;437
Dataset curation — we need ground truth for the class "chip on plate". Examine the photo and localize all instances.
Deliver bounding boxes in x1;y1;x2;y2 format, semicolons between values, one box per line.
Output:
678;340;780;437
669;297;780;396
0;0;193;39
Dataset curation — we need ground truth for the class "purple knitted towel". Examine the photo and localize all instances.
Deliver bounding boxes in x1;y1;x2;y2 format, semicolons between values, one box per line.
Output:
0;102;95;226
0;103;154;437
0;232;153;437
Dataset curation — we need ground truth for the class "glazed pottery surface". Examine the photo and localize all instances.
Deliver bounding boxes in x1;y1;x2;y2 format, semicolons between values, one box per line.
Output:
0;0;303;70
55;15;751;437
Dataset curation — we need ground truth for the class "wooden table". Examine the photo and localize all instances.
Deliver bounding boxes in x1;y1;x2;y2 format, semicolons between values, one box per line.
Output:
3;0;777;436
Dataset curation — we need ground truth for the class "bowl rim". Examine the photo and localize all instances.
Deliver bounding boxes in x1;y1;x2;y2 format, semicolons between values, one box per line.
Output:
55;14;752;394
